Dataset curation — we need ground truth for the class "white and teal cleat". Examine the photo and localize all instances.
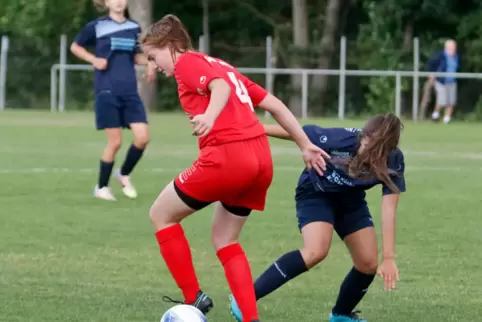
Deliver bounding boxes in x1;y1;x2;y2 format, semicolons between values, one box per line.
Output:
229;295;242;322
329;311;367;322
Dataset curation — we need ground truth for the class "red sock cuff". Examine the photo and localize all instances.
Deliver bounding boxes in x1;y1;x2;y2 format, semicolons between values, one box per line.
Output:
216;243;245;266
155;224;184;244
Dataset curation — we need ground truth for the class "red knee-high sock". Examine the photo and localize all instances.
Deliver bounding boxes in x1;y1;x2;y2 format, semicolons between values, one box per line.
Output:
217;243;259;321
155;224;200;304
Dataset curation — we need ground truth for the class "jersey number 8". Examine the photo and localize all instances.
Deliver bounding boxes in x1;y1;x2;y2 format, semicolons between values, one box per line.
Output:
227;72;254;111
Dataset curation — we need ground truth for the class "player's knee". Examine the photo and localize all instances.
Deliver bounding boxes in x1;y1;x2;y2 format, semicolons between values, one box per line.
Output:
133;133;150;149
353;255;378;274
211;234;238;251
300;246;329;268
107;138;122;151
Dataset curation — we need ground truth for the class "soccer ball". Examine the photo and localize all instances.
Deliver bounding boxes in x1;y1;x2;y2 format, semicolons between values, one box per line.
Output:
160;304;207;322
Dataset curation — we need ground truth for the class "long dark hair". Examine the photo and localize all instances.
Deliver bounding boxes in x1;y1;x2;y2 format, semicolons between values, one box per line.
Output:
348;113;403;192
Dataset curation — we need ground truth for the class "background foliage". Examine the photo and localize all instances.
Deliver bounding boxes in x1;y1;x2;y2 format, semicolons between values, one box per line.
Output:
1;0;481;117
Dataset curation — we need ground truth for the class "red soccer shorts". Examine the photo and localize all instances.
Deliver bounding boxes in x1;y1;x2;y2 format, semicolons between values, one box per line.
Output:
174;135;273;211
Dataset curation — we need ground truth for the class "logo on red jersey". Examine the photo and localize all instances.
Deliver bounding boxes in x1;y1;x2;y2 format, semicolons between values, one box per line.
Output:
178;164;198;184
200;76;206;84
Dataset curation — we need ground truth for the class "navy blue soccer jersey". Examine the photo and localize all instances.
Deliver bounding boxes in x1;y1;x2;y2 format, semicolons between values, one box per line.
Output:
298;125;406;195
74;17;141;94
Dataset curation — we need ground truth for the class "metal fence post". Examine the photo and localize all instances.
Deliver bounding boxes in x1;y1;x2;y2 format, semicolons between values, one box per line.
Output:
198;35;205;53
51;65;58;112
395;72;401;117
0;36;9;111
59;35;67;112
264;36;273;118
338;36;347;120
412;37;420;121
301;71;308;119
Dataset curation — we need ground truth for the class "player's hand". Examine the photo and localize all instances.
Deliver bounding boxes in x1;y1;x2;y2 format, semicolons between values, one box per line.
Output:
190;114;214;137
377;258;399;291
92;57;108;70
144;61;157;82
301;143;329;176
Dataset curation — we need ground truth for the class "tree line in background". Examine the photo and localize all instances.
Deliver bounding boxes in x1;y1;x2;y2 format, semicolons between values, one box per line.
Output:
1;0;482;118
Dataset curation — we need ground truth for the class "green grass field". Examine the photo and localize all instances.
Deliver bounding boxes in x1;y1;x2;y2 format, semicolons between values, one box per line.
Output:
1;110;482;322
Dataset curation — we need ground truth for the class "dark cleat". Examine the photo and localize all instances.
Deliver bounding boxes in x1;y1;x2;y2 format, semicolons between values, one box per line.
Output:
163;290;214;315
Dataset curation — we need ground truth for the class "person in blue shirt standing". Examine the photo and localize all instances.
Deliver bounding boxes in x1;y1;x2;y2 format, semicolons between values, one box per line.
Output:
429;39;459;124
230;113;406;322
71;0;156;201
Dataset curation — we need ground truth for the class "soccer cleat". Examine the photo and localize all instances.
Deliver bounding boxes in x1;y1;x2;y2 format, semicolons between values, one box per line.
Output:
432;111;440;121
93;185;116;201
443;116;451;124
114;169;138;199
163;290;214;315
329;311;367;322
229;295;242;322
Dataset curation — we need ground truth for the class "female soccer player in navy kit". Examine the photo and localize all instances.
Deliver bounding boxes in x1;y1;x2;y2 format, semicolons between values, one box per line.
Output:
71;0;155;201
230;113;405;322
140;15;329;322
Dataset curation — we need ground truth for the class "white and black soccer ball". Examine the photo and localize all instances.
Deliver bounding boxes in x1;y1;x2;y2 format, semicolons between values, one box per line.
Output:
160;305;207;322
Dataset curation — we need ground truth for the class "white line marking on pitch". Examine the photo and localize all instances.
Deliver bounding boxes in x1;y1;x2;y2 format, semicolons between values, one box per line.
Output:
0;166;477;174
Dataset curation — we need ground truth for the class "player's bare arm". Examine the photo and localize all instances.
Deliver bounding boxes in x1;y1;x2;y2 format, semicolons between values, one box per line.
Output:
206;78;232;120
70;42;107;70
263;124;293;141
191;78;231;137
377;193;400;291
257;94;330;175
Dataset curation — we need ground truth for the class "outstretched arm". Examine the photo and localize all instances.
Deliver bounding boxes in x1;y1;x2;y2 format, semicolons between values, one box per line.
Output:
378;193;400;291
263;124;293;141
258;94;310;147
256;94;329;174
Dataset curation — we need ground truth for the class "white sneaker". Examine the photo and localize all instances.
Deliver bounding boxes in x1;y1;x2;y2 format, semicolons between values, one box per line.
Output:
432;111;440;120
443;115;451;124
94;185;116;201
114;169;138;199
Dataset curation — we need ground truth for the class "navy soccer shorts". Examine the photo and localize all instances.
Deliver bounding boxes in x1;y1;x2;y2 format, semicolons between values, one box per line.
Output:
295;185;374;240
95;90;148;130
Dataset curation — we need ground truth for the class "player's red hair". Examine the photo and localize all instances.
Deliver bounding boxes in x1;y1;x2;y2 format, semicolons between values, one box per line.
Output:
140;14;193;53
349;113;403;193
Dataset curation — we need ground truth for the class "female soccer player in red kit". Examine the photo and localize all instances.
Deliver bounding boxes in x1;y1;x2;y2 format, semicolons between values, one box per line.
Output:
141;15;329;322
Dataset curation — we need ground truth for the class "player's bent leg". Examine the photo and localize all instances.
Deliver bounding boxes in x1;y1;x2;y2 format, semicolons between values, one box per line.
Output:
116;122;150;199
330;227;377;322
94;128;122;201
230;221;333;321
211;202;259;322
151;181;213;314
300;221;334;268
345;227;378;274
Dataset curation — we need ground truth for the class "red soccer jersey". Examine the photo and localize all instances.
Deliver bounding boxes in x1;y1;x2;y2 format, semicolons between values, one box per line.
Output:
174;52;268;148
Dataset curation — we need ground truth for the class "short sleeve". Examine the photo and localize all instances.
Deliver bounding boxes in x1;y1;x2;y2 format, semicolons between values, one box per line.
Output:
382;149;406;195
175;54;224;92
241;76;268;107
74;21;97;47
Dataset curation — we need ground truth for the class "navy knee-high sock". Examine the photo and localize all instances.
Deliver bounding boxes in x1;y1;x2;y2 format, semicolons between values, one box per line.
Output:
98;160;114;188
332;267;375;315
253;250;308;300
120;144;145;176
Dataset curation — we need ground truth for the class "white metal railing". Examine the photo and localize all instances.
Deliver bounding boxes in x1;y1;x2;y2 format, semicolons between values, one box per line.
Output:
2;33;482;120
50;63;482;120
